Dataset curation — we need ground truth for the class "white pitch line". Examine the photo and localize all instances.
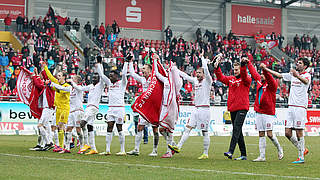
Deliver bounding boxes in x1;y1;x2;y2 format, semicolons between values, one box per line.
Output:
0;153;319;180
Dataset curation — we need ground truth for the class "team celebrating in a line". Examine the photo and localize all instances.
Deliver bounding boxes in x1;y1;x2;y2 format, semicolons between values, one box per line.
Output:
28;52;311;164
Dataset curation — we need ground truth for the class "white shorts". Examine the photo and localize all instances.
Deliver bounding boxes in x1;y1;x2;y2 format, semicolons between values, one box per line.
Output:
83;106;99;125
187;107;210;131
107;107;125;124
49;110;57;126
67;110;84;127
255;113;275;131
285;106;307;129
39;108;54;125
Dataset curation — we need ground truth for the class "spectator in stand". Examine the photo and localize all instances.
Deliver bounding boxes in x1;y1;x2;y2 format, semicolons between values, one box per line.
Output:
112;20;119;34
11;53;21;69
92;25;99;40
23;16;28;32
8;75;16;91
47;4;55;20
47;56;55;72
164;26;173;45
72;18;80;31
294;34;301;50
84;21;92;38
106;24;112;38
0;52;9;72
64;17;71;31
29;16;37;30
312;35;318;50
16;13;24;32
5;66;11;83
83;44;91;69
54;17;60;38
21;42;30;57
306;35;311;50
108;32;117;50
196;27;202;42
301;34;306;50
278;33;284;49
4;14;11;31
99;23;105;36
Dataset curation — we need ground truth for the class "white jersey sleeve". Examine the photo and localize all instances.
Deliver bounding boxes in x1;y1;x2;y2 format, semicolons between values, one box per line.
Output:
281;73;292;82
51;82;72;92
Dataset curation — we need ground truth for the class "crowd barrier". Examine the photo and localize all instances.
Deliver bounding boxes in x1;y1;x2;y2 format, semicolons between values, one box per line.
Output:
0;102;319;136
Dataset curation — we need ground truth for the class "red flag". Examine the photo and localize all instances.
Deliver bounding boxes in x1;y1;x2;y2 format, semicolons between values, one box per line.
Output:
16;67;42;119
16;66;33;105
131;61;166;125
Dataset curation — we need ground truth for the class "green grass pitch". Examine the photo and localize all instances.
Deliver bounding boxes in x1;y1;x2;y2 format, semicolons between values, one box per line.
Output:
0;135;319;180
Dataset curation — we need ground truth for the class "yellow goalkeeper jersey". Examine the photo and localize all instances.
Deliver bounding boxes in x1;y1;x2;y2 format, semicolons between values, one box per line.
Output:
44;66;70;110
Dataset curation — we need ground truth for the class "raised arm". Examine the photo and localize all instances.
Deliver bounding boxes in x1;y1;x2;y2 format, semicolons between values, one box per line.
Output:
177;68;195;83
201;57;212;83
129;62;145;83
44;65;58;84
50;82;72;93
70;80;91;91
96;63;111;86
214;67;231;86
240;64;252;87
263;69;278;92
263;67;283;79
121;62;128;85
247;60;261;83
153;59;167;83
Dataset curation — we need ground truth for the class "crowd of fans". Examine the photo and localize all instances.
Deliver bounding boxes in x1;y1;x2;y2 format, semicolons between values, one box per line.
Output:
1;5;319;106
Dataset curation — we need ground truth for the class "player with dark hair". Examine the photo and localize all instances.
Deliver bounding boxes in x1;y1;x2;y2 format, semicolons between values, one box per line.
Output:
97;59;129;156
262;57;311;164
246;59;283;162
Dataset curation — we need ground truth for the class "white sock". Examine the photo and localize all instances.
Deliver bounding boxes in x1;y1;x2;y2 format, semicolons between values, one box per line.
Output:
166;132;173;154
290;136;299;149
39;126;49;145
134;131;143;152
298;137;305;159
259;136;266;158
65;132;72;150
270;136;282;152
82;126;89;145
105;132;113;152
77;131;84;148
88;131;96;151
177;128;191;149
119;131;125;152
203;132;210;155
54;129;59;146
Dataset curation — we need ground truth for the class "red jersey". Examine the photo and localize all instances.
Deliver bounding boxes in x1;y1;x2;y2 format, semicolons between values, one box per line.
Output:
247;61;277;115
214;65;251;112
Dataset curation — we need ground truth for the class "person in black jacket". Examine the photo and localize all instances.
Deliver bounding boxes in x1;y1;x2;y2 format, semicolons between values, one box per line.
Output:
16;13;24;32
84;21;92;38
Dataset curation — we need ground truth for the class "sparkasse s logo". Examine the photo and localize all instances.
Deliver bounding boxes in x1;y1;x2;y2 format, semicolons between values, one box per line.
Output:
126;0;141;23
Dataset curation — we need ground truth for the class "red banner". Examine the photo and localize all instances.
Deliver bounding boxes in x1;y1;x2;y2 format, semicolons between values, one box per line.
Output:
106;0;162;30
0;122;24;130
131;61;165;125
231;4;281;36
306;110;320;126
0;0;25;19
